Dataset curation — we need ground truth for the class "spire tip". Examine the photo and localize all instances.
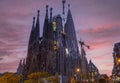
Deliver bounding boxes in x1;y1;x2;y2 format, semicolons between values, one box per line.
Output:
50;8;53;11
50;8;53;22
46;5;48;8
62;0;66;3
33;17;35;20
68;4;70;8
37;10;40;14
46;5;48;12
46;5;48;16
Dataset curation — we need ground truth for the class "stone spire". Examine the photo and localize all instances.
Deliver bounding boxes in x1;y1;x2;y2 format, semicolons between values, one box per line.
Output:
32;17;35;30
43;5;49;39
23;58;26;65
36;10;40;26
50;8;53;22
64;5;80;78
62;0;66;15
64;5;79;57
26;17;36;71
65;6;76;38
27;11;41;74
49;7;54;40
46;5;49;18
68;4;70;9
23;11;40;76
28;17;35;45
35;10;40;39
19;59;22;66
17;59;23;74
34;10;40;53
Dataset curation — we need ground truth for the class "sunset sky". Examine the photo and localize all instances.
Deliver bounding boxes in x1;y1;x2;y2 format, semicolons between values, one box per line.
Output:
0;0;120;76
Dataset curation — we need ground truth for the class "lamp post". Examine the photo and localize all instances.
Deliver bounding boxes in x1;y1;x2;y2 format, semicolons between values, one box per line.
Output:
117;58;120;64
75;68;80;81
76;68;80;72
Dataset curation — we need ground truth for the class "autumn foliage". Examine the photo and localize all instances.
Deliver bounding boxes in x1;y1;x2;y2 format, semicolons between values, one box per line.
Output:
0;72;60;83
0;72;22;83
28;71;49;79
26;72;49;83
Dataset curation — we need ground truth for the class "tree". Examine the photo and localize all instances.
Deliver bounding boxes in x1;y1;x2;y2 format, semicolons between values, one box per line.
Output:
70;77;76;83
27;72;49;83
0;72;22;83
24;79;34;83
99;78;106;83
28;72;49;80
52;74;60;83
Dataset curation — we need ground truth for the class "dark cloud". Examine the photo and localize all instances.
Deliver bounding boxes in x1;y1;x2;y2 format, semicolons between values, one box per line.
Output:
0;58;3;60
78;24;120;51
0;49;11;57
0;20;29;55
73;0;120;30
79;24;120;41
0;1;32;61
0;40;7;47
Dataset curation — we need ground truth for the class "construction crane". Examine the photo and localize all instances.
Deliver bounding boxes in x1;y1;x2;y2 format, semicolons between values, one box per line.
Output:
79;39;90;82
60;30;90;48
79;39;90;49
59;30;90;82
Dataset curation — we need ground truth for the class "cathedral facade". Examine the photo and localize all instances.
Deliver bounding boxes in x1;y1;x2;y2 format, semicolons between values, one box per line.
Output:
16;1;100;83
17;3;80;79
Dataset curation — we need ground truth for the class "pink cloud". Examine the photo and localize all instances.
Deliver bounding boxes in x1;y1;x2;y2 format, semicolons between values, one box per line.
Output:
100;69;112;76
0;60;19;73
79;22;120;51
79;22;120;39
79;23;120;76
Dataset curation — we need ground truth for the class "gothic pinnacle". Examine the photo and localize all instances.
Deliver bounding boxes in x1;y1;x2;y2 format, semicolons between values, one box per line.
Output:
37;10;40;21
50;8;53;22
68;4;70;9
36;10;40;25
62;0;66;15
37;10;40;15
32;17;35;27
46;5;48;19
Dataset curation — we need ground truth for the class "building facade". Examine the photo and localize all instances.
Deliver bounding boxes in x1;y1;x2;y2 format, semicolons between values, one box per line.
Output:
112;42;120;82
16;1;100;83
88;60;99;83
16;2;81;80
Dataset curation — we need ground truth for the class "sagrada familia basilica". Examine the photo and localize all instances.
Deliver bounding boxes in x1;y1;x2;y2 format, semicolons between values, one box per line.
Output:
17;0;99;82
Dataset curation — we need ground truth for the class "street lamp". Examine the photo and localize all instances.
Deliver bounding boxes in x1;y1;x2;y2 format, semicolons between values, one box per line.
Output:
117;58;120;66
76;68;80;72
117;58;120;63
75;68;80;82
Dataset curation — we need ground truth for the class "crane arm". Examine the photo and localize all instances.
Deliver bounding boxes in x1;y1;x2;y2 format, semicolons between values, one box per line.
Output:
58;30;90;49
